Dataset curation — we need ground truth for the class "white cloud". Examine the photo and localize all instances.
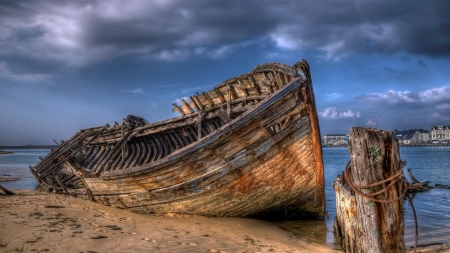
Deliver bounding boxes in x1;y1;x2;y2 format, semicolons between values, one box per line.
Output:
361;86;450;106
317;40;349;62
436;103;450;110
269;25;304;50
325;93;344;99
127;88;145;94
173;96;190;105
152;49;190;62
367;119;377;126
209;45;235;59
319;107;361;119
428;112;450;121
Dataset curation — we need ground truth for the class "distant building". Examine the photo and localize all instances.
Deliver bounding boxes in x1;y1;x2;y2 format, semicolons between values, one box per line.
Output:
430;125;450;141
323;134;349;145
393;129;428;145
421;129;430;143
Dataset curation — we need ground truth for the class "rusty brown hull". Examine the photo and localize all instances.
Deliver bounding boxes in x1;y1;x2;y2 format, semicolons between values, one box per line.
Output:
31;60;325;219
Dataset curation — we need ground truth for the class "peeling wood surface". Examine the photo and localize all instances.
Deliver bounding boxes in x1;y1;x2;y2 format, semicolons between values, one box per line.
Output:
30;60;325;219
334;127;405;252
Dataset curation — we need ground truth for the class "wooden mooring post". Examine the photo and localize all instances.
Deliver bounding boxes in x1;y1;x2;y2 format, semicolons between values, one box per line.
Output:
333;127;406;253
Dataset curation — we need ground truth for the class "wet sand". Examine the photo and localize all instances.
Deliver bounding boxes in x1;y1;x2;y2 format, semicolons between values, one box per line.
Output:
0;190;340;253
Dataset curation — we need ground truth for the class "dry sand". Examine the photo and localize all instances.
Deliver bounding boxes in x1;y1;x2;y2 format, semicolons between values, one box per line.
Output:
0;190;341;253
1;190;449;253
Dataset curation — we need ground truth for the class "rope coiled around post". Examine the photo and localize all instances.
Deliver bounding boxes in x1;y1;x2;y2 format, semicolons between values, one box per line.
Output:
343;160;418;253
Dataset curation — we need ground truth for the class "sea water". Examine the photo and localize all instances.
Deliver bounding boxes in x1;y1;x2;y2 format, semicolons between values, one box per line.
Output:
0;149;50;190
1;147;449;247
324;146;450;248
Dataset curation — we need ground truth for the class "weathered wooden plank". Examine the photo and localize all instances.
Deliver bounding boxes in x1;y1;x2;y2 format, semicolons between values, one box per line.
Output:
334;127;405;253
92;145;112;174
154;134;167;160
247;75;261;96
190;95;203;112
172;103;185;116
88;116;319;218
146;136;158;163
0;185;15;195
31;60;325;220
271;71;281;90
134;138;147;167
54;175;69;194
87;88;309;192
202;92;215;107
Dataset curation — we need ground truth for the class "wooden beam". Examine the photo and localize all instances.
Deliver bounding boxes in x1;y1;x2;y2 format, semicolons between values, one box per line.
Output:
271;71;281;89
214;88;226;103
248;75;261;95
227;84;232;118
263;72;274;93
202;92;214;107
197;113;202;140
172;103;186;116
54;175;69;195
191;95;203;112
237;78;249;97
181;99;194;114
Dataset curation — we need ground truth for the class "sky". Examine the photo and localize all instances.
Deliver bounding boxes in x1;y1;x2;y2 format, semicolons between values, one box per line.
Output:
1;0;450;145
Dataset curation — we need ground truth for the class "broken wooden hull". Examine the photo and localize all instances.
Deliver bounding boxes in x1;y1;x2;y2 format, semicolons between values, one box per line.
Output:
31;60;325;219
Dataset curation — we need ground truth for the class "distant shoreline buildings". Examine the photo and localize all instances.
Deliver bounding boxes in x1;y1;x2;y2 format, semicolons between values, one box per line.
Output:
322;124;450;146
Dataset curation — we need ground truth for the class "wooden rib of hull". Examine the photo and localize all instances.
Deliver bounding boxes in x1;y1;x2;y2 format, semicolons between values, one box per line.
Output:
30;60;325;219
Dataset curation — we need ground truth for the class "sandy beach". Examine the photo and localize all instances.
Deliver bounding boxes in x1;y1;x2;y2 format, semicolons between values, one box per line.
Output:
1;189;449;252
0;190;341;253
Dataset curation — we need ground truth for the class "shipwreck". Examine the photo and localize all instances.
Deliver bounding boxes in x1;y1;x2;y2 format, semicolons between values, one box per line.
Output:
31;60;325;219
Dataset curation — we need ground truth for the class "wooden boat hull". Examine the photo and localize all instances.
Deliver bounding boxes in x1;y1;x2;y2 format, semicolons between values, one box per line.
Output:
31;60;325;219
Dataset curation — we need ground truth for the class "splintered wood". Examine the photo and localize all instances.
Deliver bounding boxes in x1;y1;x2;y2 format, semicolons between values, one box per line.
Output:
334;127;405;253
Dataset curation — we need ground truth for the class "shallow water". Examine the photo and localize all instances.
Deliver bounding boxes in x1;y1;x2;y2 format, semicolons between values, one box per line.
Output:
1;146;450;248
0;149;50;190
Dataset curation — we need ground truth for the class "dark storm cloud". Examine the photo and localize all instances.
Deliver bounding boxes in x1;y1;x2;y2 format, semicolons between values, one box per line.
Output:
0;0;449;69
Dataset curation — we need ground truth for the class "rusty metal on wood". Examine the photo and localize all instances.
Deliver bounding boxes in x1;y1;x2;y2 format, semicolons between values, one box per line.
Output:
30;60;325;219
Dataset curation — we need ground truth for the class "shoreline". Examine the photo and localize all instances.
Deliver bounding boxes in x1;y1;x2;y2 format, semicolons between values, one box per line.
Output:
0;151;14;155
0;177;20;182
0;190;340;253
